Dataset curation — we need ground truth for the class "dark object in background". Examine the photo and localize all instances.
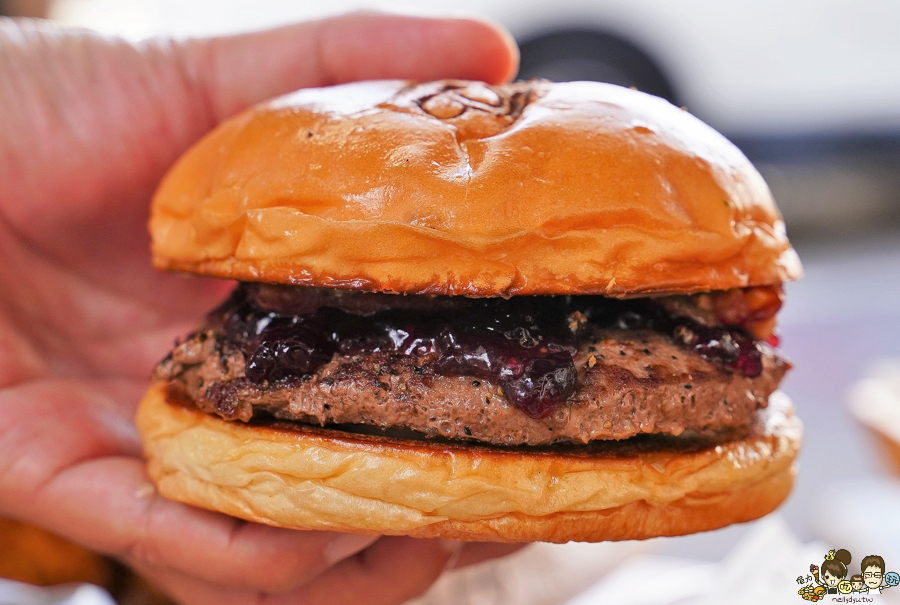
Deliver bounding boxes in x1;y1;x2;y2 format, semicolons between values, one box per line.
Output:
0;0;49;17
516;27;900;238
518;29;679;106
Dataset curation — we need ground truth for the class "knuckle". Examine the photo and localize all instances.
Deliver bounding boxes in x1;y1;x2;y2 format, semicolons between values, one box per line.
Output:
249;559;320;594
122;536;166;568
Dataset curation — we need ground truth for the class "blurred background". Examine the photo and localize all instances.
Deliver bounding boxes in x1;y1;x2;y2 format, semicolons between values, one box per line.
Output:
1;1;899;604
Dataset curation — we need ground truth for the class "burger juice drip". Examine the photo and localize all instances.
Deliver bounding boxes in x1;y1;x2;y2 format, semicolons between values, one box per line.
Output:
214;284;773;419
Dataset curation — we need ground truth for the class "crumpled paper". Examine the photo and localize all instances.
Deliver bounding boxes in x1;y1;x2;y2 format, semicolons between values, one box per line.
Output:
408;513;900;605
407;516;837;605
407;537;651;605
566;517;827;605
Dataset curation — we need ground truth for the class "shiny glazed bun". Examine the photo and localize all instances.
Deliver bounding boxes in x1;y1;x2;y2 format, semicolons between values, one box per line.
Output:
138;383;800;542
150;80;801;297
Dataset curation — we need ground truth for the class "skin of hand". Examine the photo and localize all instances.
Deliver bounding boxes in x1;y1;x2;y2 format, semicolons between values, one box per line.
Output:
0;13;520;605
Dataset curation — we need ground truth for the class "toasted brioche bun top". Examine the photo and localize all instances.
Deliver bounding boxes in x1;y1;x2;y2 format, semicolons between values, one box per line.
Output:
150;79;801;296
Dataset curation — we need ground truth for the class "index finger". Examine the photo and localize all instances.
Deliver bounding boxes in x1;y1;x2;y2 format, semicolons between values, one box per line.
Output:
33;456;380;594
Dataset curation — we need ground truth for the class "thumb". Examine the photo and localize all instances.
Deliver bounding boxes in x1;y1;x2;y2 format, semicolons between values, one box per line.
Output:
180;10;520;122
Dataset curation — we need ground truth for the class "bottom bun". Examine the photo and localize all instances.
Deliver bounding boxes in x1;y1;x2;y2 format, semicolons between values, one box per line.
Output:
137;382;801;543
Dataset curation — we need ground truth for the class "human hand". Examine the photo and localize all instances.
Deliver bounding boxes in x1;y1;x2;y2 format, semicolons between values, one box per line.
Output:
0;13;519;604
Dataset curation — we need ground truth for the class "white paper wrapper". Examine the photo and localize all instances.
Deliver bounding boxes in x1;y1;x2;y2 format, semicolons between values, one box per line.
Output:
566;517;826;605
407;539;651;605
407;517;843;605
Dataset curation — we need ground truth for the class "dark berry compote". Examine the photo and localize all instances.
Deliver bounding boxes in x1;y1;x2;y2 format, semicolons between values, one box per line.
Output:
203;283;782;420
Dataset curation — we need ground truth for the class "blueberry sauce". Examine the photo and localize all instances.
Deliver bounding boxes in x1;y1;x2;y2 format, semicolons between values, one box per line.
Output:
212;285;768;419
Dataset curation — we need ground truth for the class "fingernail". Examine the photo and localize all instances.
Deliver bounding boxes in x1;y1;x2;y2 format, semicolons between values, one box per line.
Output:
323;533;379;565
437;539;463;555
135;483;155;499
438;539;464;570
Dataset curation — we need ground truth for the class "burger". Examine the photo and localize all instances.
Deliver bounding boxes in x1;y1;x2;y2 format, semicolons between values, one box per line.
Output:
138;79;803;543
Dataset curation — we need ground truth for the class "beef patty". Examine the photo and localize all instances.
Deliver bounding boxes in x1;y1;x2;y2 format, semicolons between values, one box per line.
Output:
155;325;787;447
